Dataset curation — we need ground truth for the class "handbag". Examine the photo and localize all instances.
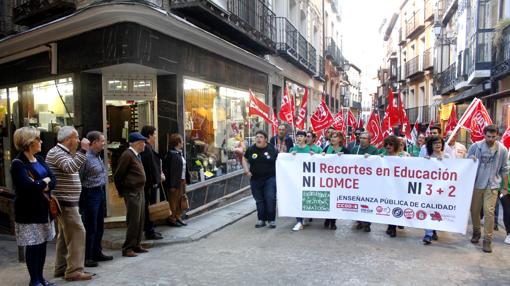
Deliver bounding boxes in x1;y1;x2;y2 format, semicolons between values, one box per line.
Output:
148;184;172;221
46;194;62;220
180;193;190;210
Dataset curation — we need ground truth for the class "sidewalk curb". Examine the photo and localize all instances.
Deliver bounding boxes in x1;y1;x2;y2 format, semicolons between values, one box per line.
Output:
102;196;256;250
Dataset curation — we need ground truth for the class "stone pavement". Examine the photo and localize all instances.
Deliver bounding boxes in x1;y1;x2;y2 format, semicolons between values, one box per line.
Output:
0;196;508;286
101;196;256;250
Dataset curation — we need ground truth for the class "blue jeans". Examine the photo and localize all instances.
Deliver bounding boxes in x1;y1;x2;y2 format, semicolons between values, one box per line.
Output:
424;229;433;237
79;186;106;260
250;176;277;221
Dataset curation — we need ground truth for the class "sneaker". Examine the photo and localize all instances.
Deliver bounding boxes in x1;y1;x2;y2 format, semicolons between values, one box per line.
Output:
422;235;432;245
255;220;266;228
364;225;371;232
504;234;510;245
292;222;304;231
494;224;499;231
268;221;276;228
482;239;492;253
330;222;337;230
432;230;438;241
356;221;363;230
302;219;308;226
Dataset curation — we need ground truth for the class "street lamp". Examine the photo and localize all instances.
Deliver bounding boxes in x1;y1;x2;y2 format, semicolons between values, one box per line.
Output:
433;21;442;38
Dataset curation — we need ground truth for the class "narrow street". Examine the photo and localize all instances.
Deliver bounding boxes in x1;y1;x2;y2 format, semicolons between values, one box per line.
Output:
2;213;509;286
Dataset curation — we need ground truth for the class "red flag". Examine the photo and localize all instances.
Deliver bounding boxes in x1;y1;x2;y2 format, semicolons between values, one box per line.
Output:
347;110;358;141
502;125;510;149
248;89;273;125
295;87;308;130
279;86;295;126
397;92;412;140
458;98;492;142
271;111;278;136
358;118;364;129
315;132;324;146
310;99;334;132
425;119;434;137
388;88;400;124
366;110;383;148
332;110;346;134
444;105;458;136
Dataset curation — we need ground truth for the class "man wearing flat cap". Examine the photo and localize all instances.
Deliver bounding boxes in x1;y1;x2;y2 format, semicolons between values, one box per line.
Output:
114;132;148;257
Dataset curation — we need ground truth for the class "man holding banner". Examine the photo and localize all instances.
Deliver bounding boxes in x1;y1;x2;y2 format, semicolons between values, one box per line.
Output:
467;125;509;253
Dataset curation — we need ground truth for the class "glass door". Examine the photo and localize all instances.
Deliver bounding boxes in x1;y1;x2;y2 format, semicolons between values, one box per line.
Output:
104;99;155;217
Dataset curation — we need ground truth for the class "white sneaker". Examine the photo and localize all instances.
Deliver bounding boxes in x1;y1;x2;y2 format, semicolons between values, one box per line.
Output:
504;234;510;245
292;222;304;231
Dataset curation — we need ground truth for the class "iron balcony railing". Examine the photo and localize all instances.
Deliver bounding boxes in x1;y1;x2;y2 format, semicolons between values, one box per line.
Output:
227;0;276;44
405;55;423;77
424;0;435;21
325;37;343;66
315;56;325;80
275;17;298;60
437;62;457;94
492;25;510;79
298;33;308;66
423;48;433;70
13;0;76;26
406;10;424;38
406;106;431;124
308;43;316;74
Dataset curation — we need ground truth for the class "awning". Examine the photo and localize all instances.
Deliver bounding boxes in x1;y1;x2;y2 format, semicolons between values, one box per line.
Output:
441;82;491;104
482;88;510;100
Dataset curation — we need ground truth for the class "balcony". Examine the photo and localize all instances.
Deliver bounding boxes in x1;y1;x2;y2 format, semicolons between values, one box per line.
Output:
405;55;423;78
275;17;316;75
465;30;494;84
315;56;326;81
13;0;76;27
298;33;308;66
398;28;406;46
308;43;316;74
424;0;435;22
398;65;406;82
492;25;510;79
325;37;343;67
441;0;458;26
351;101;362;110
406;106;431;124
436;62;457;95
171;0;276;55
406;10;425;39
423;48;433;70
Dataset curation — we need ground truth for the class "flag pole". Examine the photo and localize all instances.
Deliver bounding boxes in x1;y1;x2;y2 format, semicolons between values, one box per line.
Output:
444;98;479;146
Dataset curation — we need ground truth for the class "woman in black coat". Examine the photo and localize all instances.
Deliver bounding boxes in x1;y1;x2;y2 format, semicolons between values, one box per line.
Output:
162;133;190;227
11;127;57;286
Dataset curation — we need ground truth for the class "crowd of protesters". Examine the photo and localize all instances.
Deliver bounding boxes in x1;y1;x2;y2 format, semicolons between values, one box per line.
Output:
10;121;510;285
11;126;187;285
242;123;509;253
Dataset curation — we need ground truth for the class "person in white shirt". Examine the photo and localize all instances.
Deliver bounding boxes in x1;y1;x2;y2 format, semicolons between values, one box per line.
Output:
444;130;467;158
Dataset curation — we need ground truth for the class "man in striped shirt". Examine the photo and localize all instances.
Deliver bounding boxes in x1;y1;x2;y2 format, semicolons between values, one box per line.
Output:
46;126;93;281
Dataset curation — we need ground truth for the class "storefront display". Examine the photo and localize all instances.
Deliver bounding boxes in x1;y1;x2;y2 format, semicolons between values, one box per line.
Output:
184;78;267;184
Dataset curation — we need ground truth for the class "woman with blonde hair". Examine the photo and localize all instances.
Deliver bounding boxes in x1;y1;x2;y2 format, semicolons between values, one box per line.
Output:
11;127;57;286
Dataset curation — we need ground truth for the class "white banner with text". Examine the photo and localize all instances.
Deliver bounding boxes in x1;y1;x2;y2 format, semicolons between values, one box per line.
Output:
276;153;479;234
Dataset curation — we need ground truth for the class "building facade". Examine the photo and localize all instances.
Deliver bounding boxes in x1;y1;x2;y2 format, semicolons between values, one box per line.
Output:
0;0;350;226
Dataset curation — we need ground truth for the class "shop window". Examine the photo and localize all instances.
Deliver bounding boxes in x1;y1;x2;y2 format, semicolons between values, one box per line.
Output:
184;78;267;184
107;79;128;93
14;77;74;155
133;79;152;93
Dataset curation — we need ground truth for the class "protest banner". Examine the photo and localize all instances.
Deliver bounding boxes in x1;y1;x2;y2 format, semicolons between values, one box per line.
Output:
276;153;478;234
